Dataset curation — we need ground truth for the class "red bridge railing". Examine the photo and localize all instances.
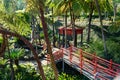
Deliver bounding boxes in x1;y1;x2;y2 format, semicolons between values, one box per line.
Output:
47;46;120;79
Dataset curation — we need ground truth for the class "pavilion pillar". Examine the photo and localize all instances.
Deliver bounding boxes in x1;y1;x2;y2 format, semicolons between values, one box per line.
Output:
81;33;83;45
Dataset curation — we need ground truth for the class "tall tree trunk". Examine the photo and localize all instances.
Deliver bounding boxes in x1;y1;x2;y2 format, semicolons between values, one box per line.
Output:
94;0;108;58
87;2;94;43
39;8;58;80
14;59;19;66
68;2;76;47
65;11;67;48
72;14;76;47
0;28;46;80
62;11;67;72
9;59;15;80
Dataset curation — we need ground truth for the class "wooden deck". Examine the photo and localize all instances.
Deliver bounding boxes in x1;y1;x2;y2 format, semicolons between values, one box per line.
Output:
47;47;120;80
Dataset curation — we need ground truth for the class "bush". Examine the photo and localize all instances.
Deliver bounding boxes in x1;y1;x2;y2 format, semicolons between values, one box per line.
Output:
0;62;88;80
106;40;120;63
59;73;83;80
0;62;41;80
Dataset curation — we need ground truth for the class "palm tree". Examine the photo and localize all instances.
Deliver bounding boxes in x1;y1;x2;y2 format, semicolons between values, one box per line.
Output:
86;0;112;43
53;0;83;47
25;0;58;79
94;0;108;58
39;6;59;80
86;1;94;43
0;26;46;80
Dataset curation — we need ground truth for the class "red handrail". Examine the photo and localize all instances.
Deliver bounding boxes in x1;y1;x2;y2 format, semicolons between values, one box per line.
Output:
69;46;120;73
50;47;120;80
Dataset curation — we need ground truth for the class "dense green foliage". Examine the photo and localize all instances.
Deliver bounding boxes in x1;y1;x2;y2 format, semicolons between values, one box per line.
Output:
0;0;120;79
5;48;25;60
82;24;120;63
0;61;85;80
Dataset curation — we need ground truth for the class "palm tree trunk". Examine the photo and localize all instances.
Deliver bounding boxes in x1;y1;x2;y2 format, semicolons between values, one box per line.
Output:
65;11;67;48
39;8;58;80
68;2;76;47
87;2;94;43
14;59;19;66
0;28;46;80
94;0;108;58
9;59;15;80
62;11;67;72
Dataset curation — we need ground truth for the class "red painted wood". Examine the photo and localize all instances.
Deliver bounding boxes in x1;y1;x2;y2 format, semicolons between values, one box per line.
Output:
109;59;113;70
51;46;120;79
58;27;84;35
79;49;83;69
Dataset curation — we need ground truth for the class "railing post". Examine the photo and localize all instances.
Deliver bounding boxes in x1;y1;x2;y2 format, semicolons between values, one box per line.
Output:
93;53;96;63
79;49;83;73
93;53;97;79
94;60;97;74
62;47;65;72
61;48;64;58
109;59;112;70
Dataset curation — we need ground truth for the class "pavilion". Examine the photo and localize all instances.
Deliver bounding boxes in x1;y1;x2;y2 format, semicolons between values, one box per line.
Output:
58;25;84;47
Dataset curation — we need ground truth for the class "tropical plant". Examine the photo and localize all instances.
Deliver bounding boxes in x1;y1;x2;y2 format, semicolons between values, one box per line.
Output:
25;0;59;80
5;48;25;66
0;12;31;36
0;27;46;80
85;0;112;43
94;0;108;59
0;62;41;80
0;0;31;36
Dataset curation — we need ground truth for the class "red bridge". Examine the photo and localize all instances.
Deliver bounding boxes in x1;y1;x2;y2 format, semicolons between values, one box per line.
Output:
47;46;120;80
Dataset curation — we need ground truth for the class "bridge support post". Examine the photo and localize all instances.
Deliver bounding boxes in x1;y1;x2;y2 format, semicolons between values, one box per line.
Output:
69;46;72;63
62;48;65;72
94;60;97;74
79;49;83;73
93;53;96;63
109;59;113;70
61;48;64;58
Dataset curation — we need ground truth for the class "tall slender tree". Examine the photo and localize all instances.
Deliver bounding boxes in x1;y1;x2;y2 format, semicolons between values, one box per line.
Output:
86;0;112;43
25;0;58;79
87;1;94;43
94;0;108;58
39;5;59;80
52;0;83;47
